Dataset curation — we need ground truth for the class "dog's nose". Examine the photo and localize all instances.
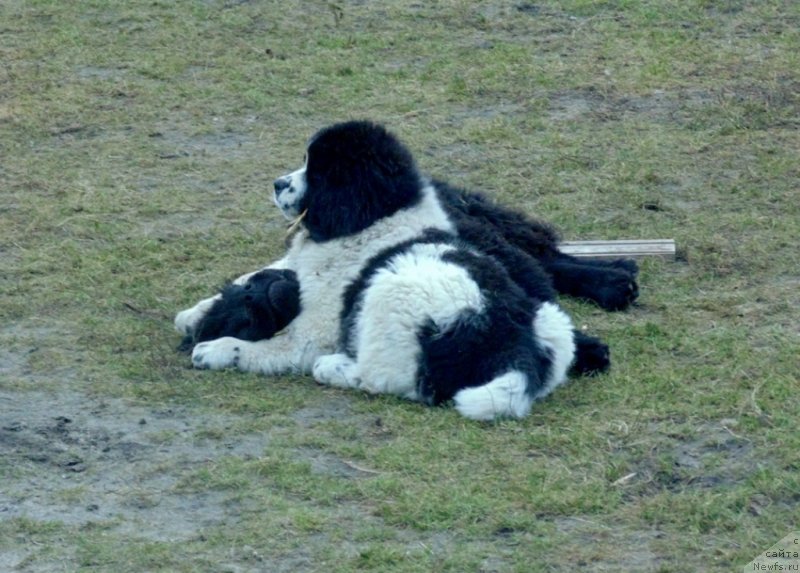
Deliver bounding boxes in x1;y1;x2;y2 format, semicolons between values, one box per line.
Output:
274;177;291;196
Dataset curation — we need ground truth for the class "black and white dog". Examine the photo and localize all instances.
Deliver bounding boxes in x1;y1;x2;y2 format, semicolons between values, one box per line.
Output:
178;268;300;352
176;121;628;419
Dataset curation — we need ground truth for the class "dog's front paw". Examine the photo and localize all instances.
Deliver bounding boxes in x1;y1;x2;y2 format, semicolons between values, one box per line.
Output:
313;353;359;388
192;337;244;370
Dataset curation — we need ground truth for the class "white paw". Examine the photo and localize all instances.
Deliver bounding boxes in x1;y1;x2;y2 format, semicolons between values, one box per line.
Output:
313;354;359;388
174;297;217;335
192;337;244;370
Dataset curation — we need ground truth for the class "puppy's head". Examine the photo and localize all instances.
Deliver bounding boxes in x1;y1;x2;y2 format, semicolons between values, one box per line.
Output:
243;269;301;328
273;120;422;242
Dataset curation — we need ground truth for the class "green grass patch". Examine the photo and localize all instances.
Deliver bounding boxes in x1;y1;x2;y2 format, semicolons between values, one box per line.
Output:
2;0;798;571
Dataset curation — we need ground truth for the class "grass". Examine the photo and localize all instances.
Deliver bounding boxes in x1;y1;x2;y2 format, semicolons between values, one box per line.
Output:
2;0;798;571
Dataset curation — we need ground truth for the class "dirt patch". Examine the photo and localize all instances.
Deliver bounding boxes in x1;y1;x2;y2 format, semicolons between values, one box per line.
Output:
548;87;715;124
548;80;799;129
614;421;758;498
74;66;127;81
290;394;354;427
0;387;267;542
0;317;392;570
295;447;381;479
149;129;257;161
554;517;665;572
670;423;753;488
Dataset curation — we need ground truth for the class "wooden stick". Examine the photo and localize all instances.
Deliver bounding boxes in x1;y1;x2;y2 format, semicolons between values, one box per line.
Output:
285;209;308;236
558;239;676;260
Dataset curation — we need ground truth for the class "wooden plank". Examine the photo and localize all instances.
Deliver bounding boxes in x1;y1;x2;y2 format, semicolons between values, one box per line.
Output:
558;239;676;260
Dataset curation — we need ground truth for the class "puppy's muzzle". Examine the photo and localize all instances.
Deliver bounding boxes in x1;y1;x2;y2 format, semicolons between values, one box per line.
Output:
274;177;291;197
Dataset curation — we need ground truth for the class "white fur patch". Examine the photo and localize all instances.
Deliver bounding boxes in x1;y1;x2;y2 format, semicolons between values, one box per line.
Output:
532;302;576;399
274;164;307;220
453;371;533;420
347;245;484;401
313;353;360;388
174;296;219;335
186;184;455;375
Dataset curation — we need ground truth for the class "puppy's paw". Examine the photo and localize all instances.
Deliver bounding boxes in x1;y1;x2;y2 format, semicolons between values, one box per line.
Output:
595;271;639;311
571;337;611;376
313;354;359;388
192;337;244;370
175;297;217;335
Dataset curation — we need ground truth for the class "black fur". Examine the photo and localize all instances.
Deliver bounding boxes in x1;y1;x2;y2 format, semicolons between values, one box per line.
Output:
178;269;300;352
543;257;639;311
420;246;553;405
182;121;622;377
300;121;423;242
571;330;611;376
435;180;639;311
338;233;554;406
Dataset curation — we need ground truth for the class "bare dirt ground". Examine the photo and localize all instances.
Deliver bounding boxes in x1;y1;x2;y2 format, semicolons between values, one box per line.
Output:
2;324;261;568
0;309;351;566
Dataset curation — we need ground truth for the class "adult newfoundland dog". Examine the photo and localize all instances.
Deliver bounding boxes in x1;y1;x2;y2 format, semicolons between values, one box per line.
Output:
177;121;632;419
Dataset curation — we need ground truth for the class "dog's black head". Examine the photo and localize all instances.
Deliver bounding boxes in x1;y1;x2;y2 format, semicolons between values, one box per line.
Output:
178;269;301;352
273;120;422;242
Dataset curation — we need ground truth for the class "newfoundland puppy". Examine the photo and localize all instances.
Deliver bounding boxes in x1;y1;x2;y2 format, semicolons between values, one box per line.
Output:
178;269;300;352
179;120;610;420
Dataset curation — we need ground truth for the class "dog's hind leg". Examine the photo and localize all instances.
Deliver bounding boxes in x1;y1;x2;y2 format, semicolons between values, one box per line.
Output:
452;371;533;421
571;330;611;376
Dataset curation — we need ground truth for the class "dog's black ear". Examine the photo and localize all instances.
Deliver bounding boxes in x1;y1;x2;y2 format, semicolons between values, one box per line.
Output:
301;121;423;241
243;288;279;335
267;275;301;327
